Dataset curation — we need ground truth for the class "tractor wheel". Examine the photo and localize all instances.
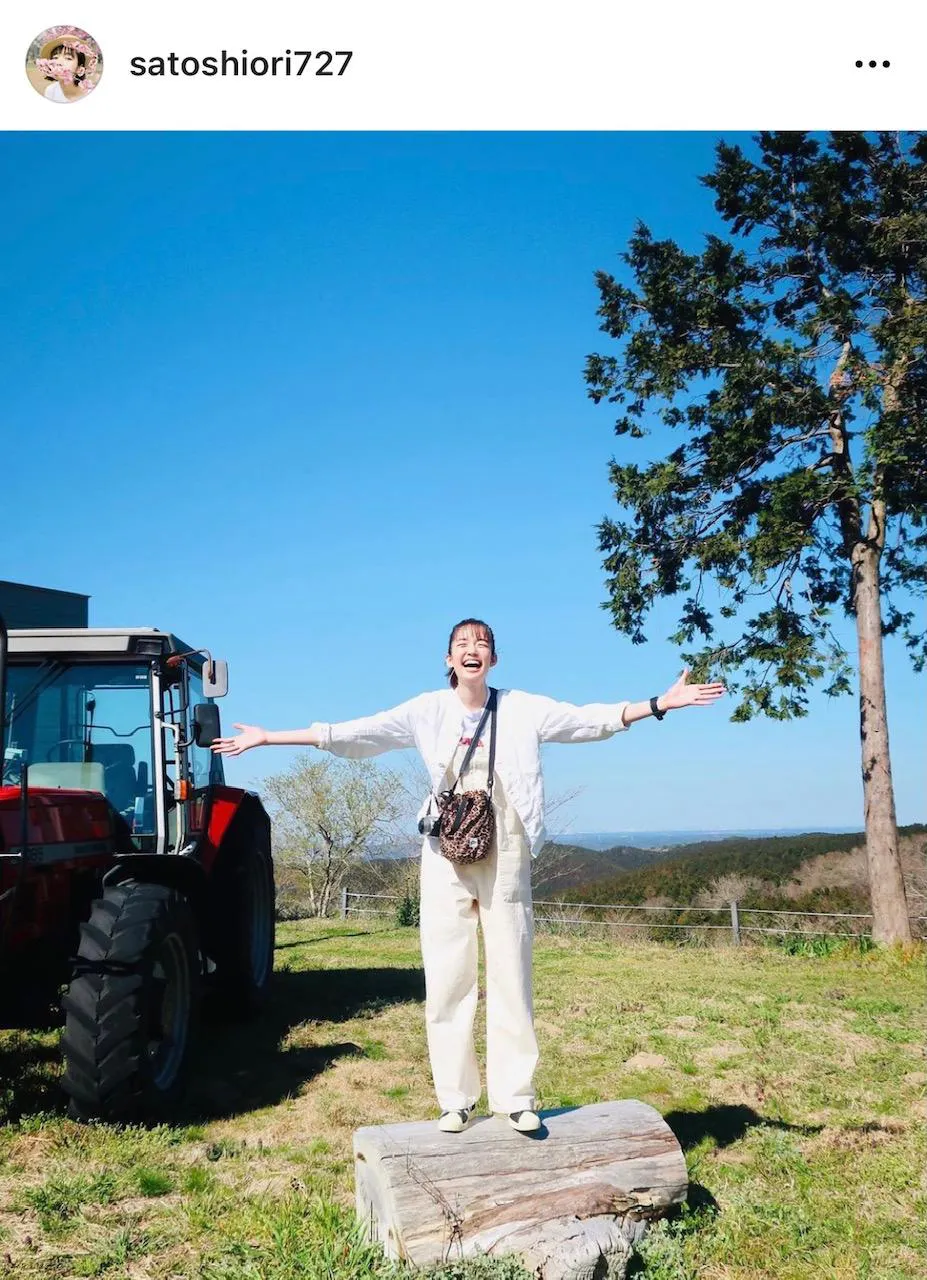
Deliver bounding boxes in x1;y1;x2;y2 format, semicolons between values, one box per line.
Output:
60;881;200;1122
210;841;275;1018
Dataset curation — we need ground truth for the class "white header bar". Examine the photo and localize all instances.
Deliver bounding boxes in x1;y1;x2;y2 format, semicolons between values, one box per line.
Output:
3;1;922;130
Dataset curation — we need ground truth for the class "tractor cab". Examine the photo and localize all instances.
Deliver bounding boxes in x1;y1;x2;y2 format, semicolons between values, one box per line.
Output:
0;621;274;1123
2;628;228;856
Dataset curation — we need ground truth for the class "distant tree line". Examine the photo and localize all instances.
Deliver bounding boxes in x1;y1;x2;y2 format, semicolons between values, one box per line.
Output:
562;824;926;909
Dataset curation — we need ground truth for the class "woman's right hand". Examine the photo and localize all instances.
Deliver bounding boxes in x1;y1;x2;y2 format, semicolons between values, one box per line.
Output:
210;723;268;756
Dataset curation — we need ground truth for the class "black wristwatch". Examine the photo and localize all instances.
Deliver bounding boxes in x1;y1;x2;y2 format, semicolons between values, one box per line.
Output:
649;696;666;721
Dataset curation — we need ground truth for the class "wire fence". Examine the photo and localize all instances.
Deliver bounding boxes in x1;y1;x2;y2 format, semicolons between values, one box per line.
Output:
341;889;927;945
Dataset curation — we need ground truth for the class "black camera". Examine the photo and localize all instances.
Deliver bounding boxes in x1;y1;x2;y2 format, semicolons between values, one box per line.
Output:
418;791;450;836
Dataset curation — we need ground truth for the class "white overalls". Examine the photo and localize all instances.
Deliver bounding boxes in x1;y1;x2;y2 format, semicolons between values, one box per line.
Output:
309;685;632;1114
419;733;538;1115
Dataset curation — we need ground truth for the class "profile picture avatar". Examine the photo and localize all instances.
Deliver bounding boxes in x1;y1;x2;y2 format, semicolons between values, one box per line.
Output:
26;25;103;103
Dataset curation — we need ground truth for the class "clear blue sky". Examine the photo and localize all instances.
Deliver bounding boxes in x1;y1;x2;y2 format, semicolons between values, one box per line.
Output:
2;131;923;833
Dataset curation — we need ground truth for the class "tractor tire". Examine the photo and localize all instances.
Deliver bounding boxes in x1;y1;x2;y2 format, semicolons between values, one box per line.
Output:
60;880;200;1122
210;841;275;1018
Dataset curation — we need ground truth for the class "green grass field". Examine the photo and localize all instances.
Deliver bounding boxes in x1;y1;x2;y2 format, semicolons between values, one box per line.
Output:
0;920;923;1279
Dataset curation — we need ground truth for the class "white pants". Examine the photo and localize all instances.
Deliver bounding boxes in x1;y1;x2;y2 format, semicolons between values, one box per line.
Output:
418;743;538;1114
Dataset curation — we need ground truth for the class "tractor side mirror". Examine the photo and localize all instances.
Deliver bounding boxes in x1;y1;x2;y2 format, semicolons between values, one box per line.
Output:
202;659;228;698
193;703;221;748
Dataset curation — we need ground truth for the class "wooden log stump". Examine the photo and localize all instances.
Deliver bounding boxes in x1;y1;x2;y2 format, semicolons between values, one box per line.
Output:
354;1100;687;1278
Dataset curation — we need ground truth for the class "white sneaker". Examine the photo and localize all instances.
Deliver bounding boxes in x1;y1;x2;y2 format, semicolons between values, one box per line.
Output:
438;1107;473;1133
508;1109;541;1133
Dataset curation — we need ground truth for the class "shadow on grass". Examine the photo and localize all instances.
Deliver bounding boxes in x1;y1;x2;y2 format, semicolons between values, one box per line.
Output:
0;963;425;1125
0;1030;64;1122
274;932;377;950
181;964;426;1121
517;1102;824;1152
663;1103;822;1151
269;962;425;1022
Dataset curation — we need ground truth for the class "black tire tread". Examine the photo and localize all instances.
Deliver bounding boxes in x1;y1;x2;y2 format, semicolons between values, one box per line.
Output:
60;880;198;1122
210;840;275;1019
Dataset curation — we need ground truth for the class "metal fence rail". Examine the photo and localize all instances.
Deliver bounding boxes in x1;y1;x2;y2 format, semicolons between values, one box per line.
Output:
342;889;927;943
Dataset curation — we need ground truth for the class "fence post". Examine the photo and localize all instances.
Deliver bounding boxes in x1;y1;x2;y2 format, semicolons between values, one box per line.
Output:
730;900;740;946
340;886;348;920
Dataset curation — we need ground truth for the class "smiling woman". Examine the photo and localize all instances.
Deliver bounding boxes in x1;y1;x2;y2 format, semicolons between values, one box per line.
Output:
25;24;103;103
447;618;495;687
210;616;726;1133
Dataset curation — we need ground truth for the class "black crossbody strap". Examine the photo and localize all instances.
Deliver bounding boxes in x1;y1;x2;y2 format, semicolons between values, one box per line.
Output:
448;688;498;796
485;688;498;796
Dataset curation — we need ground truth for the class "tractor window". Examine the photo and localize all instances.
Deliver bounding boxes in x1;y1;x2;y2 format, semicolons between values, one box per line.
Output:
159;676;184;851
187;669;224;790
3;662;155;831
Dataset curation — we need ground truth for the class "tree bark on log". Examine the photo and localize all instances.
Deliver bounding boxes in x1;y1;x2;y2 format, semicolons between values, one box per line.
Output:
354;1100;687;1279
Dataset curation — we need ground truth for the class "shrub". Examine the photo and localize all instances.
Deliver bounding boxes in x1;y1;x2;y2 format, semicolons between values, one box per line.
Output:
395;894;420;928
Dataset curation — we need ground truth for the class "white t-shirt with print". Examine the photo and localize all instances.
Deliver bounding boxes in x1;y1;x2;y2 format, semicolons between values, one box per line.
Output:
459;703;489;745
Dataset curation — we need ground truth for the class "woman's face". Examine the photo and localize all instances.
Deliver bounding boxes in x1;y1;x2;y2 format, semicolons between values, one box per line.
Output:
53;47;79;70
446;626;496;688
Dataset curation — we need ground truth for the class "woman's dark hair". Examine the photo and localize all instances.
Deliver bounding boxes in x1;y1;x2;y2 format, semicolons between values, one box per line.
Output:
446;618;496;688
44;44;86;82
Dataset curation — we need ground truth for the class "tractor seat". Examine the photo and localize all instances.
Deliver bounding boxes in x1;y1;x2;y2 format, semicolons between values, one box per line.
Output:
28;762;107;794
90;744;139;813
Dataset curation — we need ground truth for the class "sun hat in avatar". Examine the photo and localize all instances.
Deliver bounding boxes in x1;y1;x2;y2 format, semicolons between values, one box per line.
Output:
37;26;100;78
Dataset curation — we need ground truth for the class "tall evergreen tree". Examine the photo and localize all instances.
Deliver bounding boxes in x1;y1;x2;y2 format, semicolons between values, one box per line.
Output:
586;132;926;944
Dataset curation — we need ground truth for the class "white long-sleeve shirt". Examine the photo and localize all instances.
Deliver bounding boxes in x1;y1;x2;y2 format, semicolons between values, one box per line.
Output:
309;687;630;856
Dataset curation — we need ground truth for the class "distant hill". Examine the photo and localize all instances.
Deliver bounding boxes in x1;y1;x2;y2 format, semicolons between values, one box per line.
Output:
529;841;669;897
560;823;927;911
280;824;926;922
327;839;674;904
553;827;865;852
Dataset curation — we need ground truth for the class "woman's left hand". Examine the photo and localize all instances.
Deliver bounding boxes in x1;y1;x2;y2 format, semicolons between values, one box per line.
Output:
658;668;727;712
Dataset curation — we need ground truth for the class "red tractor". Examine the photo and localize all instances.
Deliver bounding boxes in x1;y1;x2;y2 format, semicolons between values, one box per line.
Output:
0;617;274;1121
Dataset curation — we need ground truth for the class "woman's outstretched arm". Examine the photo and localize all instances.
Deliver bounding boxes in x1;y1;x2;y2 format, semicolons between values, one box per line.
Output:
210;693;427;759
620;668;726;725
534;668;726;742
211;724;320;756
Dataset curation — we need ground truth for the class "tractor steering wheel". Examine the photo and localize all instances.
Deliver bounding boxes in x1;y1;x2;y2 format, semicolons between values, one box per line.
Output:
45;739;89;762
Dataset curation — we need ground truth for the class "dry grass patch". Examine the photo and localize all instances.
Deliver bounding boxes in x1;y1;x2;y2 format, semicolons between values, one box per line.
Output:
0;918;923;1278
697;1042;749;1063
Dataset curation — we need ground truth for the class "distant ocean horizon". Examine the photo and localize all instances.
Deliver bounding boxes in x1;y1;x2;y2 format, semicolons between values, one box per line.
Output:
552;826;866;851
